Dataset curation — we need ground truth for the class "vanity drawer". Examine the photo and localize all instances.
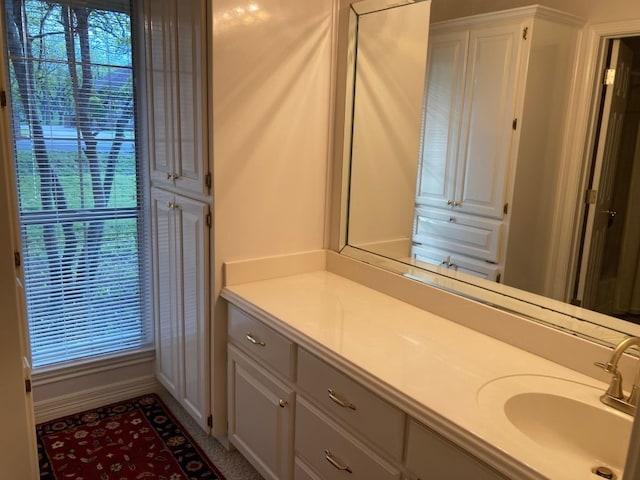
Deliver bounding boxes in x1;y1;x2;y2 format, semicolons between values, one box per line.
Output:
405;418;507;480
296;348;405;460
294;457;322;480
412;245;501;281
228;305;295;379
413;206;502;262
295;397;401;480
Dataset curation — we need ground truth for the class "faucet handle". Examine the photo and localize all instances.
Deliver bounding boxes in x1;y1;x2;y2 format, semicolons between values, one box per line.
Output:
594;361;624;399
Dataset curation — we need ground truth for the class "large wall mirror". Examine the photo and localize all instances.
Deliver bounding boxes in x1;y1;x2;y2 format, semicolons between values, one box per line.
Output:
337;0;640;347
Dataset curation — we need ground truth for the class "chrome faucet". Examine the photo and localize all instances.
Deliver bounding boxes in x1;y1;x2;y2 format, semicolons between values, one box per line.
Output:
595;336;640;416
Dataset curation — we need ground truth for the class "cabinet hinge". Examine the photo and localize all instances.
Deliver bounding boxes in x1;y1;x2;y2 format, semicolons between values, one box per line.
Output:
522;27;528;40
503;203;509;215
604;68;616;86
205;172;212;191
14;251;21;267
206;212;212;228
0;90;6;108
586;189;597;204
512;118;518;130
25;378;32;393
496;273;502;284
207;415;212;428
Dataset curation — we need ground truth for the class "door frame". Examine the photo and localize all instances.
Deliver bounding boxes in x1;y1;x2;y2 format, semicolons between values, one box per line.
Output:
546;19;640;303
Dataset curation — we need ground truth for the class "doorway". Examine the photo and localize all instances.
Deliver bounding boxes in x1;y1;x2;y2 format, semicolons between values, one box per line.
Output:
575;35;640;323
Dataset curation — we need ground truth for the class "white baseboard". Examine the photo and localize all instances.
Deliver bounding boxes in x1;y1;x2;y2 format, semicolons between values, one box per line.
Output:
34;375;161;423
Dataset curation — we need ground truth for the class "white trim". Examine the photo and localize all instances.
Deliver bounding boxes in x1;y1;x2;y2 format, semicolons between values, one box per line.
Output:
548;19;640;302
33;348;155;385
34;375;161;424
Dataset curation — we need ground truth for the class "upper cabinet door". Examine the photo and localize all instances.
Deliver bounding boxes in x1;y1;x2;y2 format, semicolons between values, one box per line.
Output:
416;30;468;209
456;22;522;219
146;0;209;196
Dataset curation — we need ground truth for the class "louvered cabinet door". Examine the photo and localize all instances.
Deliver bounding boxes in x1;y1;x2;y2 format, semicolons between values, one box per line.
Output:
175;194;210;430
145;0;209;195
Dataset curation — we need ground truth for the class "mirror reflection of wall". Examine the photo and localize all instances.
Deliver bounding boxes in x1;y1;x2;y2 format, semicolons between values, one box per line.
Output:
347;1;430;258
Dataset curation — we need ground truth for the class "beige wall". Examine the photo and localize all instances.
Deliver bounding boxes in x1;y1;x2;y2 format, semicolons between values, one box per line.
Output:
211;0;336;433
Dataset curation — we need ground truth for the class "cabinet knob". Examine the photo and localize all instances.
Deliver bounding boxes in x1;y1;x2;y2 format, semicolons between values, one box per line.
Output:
448;216;455;223
454;201;462;207
278;399;288;408
246;333;266;347
447;200;453;206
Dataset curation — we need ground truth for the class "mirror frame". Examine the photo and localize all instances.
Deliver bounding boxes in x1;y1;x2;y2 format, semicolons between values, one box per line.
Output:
329;0;640;348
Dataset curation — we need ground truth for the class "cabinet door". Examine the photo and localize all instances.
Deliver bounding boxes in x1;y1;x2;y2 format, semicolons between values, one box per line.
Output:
151;188;180;399
173;0;208;194
416;29;468;209
405;419;507;480
146;0;209;195
175;194;209;429
146;0;177;189
456;22;522;219
228;345;295;480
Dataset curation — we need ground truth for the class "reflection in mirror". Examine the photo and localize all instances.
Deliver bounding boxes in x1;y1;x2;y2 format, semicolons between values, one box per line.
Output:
341;0;640;346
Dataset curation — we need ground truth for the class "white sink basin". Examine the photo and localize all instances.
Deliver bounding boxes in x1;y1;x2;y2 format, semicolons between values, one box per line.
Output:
477;374;633;479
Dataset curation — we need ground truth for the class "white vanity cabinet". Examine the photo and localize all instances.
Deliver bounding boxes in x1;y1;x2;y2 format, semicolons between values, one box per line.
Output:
405;419;508;480
151;187;210;429
146;0;210;196
227;305;296;480
225;300;510;480
414;6;581;290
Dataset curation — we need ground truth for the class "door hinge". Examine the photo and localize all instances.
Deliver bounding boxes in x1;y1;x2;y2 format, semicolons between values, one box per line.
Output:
522;27;528;40
25;378;32;393
586;189;597;204
206;212;212;228
14;251;21;267
496;273;502;283
604;68;616;86
512;118;518;130
0;90;6;108
503;203;509;215
205;172;212;191
207;415;213;428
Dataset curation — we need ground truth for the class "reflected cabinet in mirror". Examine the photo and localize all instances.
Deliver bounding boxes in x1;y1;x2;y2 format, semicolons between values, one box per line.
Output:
336;0;640;346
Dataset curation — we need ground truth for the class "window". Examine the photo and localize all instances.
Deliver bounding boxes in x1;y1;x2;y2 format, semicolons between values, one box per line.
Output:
3;0;151;367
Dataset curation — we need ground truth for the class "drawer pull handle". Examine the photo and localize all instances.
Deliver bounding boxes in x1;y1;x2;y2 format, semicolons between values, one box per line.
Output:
324;449;352;473
328;389;356;410
246;333;266;346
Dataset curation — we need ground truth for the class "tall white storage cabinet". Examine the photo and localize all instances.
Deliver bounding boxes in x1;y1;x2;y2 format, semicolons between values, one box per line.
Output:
413;6;582;295
145;0;212;431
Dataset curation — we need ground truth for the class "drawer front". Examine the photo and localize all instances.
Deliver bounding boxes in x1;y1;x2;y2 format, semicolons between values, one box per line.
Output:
413;206;502;262
228;305;295;379
295;397;401;480
412;245;501;281
405;419;507;480
294;458;323;480
297;349;405;460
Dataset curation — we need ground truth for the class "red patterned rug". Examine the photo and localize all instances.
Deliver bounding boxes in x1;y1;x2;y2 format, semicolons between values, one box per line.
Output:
36;394;225;479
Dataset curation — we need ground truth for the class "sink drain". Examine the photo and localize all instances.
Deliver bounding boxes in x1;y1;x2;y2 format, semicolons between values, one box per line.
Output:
593;466;615;479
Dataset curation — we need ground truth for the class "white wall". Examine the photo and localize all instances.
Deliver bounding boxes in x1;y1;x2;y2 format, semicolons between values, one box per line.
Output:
211;0;336;434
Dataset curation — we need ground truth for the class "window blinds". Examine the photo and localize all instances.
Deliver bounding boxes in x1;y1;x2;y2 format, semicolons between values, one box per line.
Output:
4;0;151;367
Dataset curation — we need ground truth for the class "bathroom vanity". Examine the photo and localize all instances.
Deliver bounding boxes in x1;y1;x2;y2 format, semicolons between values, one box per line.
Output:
221;252;633;480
